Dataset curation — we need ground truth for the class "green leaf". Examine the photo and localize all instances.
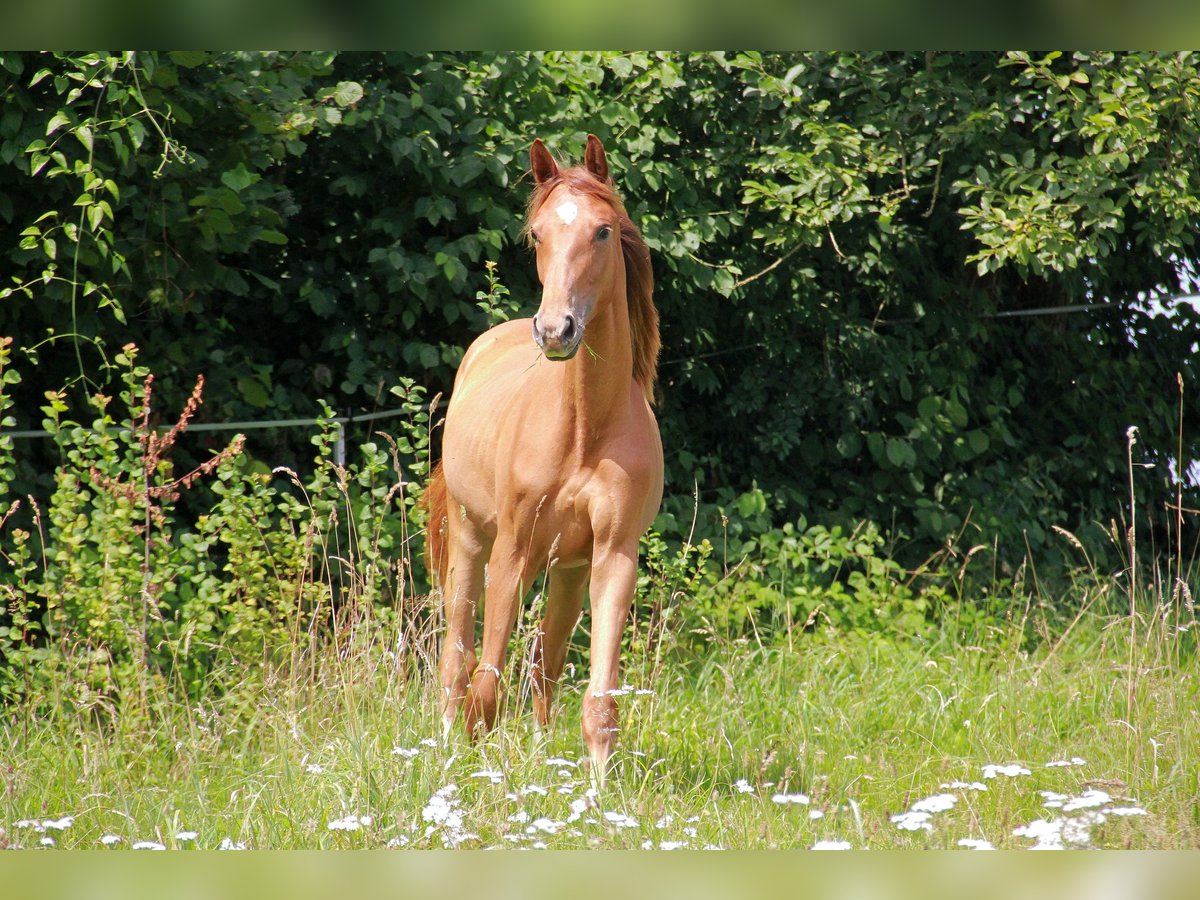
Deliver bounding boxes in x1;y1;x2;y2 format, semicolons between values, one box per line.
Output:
886;438;915;469
220;163;257;192
127;118;146;150
917;396;940;420
168;51;207;68
237;376;270;408
610;55;634;78
333;81;364;107
967;430;990;455
75;124;93;154
45;113;70;136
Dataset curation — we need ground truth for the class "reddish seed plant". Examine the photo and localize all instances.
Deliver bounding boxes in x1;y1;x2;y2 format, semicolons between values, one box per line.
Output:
89;372;245;530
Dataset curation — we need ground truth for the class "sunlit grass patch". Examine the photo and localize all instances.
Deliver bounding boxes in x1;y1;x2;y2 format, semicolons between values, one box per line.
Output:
1;596;1195;850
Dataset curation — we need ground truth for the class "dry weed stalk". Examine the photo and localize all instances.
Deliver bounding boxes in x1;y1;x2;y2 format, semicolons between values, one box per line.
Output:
88;373;245;530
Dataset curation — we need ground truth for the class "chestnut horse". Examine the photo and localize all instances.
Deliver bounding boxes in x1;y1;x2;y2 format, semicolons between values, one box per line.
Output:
423;135;663;782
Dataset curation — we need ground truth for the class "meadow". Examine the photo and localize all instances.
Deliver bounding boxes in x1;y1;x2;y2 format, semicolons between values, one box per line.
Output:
1;351;1196;851
2;574;1195;851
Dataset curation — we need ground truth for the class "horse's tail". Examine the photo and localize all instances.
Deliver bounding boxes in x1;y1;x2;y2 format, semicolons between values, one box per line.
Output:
421;461;450;589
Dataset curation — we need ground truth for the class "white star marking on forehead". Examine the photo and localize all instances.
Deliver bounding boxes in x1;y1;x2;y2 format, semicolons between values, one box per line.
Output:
555;200;578;225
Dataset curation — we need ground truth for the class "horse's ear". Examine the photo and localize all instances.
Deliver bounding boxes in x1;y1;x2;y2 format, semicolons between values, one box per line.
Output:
531;139;559;185
584;134;609;183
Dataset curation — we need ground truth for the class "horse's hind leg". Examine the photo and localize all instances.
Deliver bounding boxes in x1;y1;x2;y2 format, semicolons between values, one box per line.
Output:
532;562;589;728
437;516;485;739
463;539;534;738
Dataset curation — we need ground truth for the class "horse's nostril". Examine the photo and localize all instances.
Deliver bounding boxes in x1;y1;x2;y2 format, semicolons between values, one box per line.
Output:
561;314;577;343
532;315;544;346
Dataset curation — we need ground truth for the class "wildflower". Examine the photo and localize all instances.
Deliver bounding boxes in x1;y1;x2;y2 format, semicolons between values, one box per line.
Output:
982;763;1031;779
99;835;122;846
132;841;166;850
42;816;74;831
218;837;247;850
423;784;476;847
39;836;56;848
890;811;933;832
654;814;674;829
957;838;995;850
1106;806;1147;817
422;786;462;827
386;836;411;848
527;817;564;835
811;840;852;850
603;811;639;829
329;814;372;832
942;780;988;792
1062;790;1111;812
733;779;755;794
392;747;420;759
175;831;198;842
1013;819;1064;850
521;784;549;797
1040;791;1069;808
911;793;957;814
593;686;630;697
306;764;325;774
659;841;688;850
1044;757;1086;768
546;757;577;768
1063;811;1106;845
419;738;438;748
470;769;504;784
568;801;592;830
809;810;825;821
771;792;810;805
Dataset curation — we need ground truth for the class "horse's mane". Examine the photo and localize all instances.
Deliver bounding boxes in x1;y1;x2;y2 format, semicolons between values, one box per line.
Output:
525;167;660;400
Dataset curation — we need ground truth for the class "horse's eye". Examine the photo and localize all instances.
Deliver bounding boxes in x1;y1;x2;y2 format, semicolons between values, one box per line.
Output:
596;225;612;241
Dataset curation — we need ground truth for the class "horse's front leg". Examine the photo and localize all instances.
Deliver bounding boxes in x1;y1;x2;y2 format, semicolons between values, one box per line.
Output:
581;542;639;785
532;561;589;728
462;541;534;739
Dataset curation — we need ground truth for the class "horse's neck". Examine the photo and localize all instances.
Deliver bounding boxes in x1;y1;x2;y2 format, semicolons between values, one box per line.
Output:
561;286;634;449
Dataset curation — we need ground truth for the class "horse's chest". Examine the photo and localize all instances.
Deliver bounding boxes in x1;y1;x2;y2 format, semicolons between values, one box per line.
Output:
506;465;597;557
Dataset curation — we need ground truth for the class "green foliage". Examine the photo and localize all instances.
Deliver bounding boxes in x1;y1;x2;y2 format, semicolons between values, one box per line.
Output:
1;50;1197;573
644;485;985;650
0;348;436;703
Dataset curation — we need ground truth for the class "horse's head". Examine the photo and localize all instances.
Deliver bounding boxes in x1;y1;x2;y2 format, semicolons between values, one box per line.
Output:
527;135;624;362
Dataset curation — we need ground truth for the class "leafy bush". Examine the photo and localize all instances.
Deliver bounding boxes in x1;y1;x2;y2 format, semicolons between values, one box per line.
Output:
0;347;437;703
2;51;1196;571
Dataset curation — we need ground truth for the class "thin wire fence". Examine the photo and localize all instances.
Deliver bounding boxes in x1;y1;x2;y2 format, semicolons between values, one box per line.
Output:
7;407;413;467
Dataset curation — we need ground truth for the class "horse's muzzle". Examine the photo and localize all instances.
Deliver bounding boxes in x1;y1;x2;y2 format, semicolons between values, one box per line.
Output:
533;313;582;360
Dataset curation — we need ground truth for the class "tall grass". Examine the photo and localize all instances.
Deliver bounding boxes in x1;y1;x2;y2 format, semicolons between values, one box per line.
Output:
1;591;1195;850
0;352;1196;849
